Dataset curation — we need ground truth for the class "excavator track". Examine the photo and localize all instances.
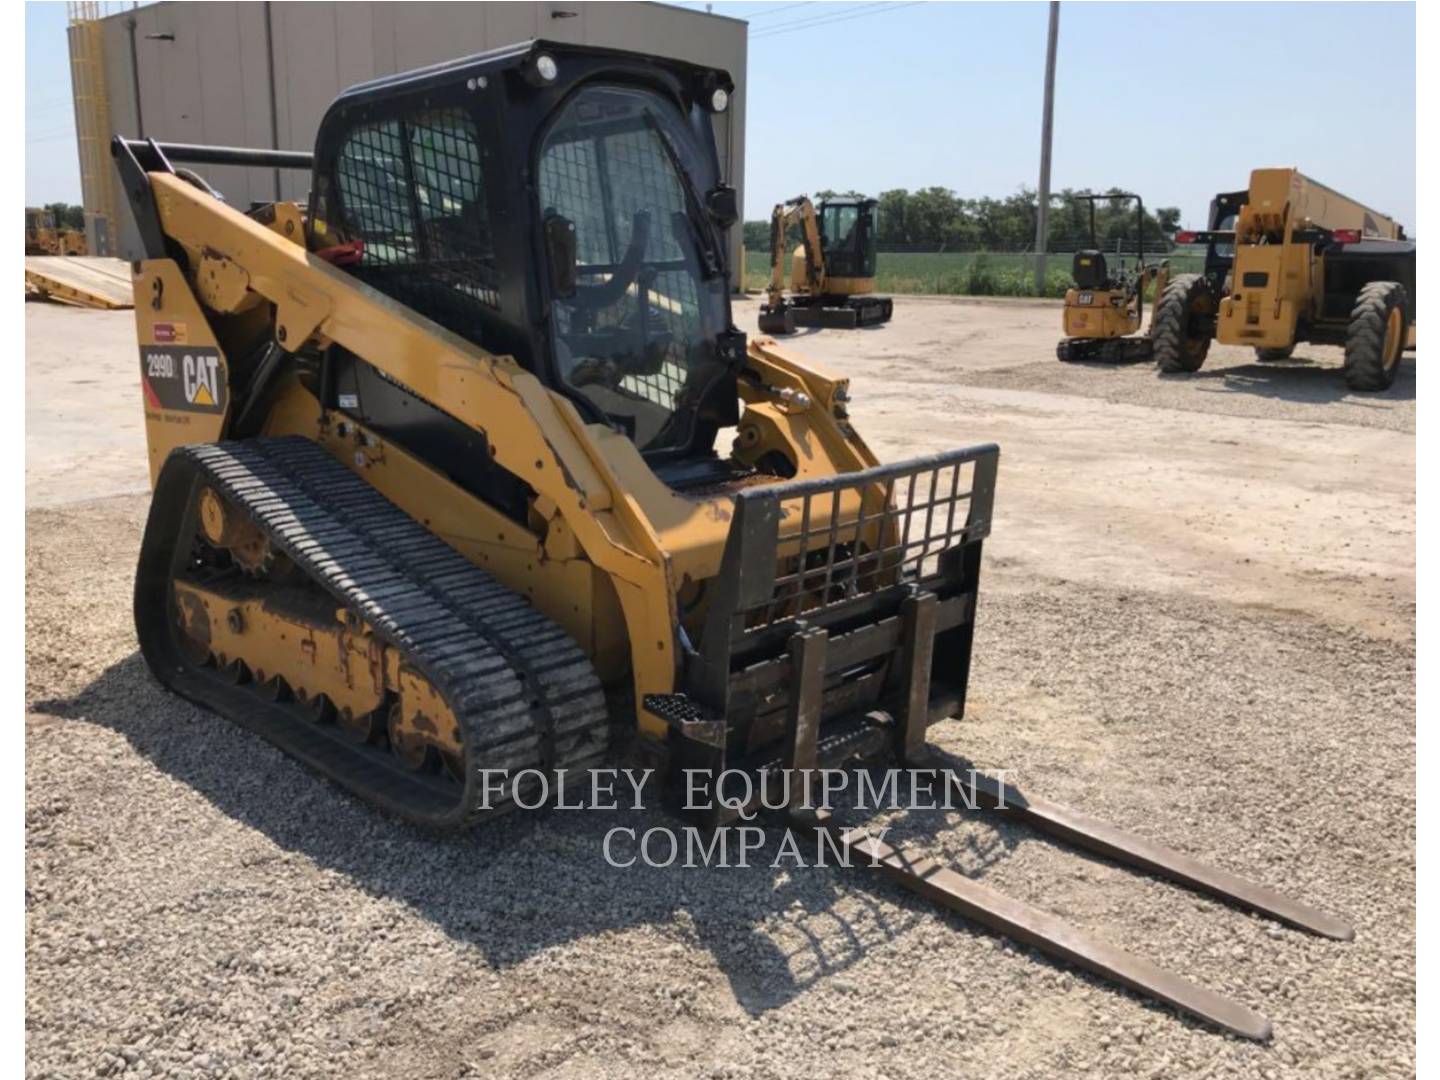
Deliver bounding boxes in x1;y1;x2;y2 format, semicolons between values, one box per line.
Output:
134;436;609;828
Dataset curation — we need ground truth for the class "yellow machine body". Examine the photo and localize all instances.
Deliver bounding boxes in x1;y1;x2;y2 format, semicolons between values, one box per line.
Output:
760;194;892;333
1216;168;1411;349
134;174;885;741
787;243;877;299
25;207;86;256
113;47;1359;1038
1062;286;1141;340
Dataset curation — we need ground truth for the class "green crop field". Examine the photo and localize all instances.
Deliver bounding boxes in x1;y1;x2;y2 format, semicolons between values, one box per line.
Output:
741;249;1207;298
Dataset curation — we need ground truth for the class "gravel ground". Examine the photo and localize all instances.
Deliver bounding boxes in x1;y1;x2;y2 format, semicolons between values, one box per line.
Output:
952;341;1416;434
25;298;1415;1078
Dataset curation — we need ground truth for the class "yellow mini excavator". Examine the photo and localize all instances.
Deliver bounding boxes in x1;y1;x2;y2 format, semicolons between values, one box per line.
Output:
1055;192;1168;363
757;195;893;334
117;40;1349;1040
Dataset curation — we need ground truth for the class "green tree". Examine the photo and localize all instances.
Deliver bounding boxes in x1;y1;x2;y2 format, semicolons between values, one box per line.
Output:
44;202;85;231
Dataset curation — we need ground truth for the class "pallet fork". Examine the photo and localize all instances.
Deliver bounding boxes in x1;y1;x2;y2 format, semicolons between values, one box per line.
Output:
661;446;1350;1041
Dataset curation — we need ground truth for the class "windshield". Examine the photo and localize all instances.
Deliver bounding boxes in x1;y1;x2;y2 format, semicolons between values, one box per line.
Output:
538;84;730;455
822;204;858;252
820;201;875;278
1214;212;1237;259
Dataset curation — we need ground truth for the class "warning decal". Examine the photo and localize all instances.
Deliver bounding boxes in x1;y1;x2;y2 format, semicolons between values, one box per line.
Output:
140;346;227;414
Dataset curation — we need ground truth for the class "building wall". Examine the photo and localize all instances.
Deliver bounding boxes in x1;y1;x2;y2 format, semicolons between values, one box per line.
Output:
87;1;747;274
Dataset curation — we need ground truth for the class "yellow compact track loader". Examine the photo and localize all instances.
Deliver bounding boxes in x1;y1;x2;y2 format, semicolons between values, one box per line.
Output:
1152;169;1416;390
757;195;893;334
117;40;1348;1041
1055;193;1168;364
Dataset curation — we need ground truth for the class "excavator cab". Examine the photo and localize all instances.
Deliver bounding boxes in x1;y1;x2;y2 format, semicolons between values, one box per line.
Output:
817;197;879;281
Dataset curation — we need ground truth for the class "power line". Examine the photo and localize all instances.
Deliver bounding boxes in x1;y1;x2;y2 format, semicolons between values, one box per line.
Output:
750;1;919;39
750;1;879;34
738;2;815;20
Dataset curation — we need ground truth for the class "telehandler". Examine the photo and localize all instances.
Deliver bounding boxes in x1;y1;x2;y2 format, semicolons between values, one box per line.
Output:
1152;168;1415;390
757;194;893;334
1055;192;1168;363
116;40;1348;1040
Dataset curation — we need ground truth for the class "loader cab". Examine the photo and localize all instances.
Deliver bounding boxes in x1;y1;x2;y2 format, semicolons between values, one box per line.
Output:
310;40;740;464
817;197;878;281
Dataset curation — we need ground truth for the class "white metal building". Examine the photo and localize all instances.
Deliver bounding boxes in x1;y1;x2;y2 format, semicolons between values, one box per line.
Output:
68;1;748;270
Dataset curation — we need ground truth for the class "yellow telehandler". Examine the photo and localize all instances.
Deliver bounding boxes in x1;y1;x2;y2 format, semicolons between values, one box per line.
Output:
1153;169;1415;390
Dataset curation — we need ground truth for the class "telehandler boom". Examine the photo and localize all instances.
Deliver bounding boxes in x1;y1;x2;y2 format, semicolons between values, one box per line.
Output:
116;40;1348;1040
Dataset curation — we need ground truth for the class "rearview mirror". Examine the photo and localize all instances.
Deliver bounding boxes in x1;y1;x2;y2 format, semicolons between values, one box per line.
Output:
544;213;577;297
705;185;739;231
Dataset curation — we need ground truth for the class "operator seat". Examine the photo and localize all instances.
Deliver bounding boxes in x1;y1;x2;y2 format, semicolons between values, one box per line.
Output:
1072;250;1109;289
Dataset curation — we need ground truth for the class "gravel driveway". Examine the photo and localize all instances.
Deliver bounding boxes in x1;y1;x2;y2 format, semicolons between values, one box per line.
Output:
25;298;1415;1078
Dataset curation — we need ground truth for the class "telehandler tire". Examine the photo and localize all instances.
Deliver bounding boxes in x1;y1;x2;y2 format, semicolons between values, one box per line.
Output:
1254;346;1294;362
1151;273;1215;374
1343;281;1409;391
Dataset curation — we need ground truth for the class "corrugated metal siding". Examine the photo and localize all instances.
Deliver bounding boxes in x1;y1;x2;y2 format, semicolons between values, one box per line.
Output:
87;1;746;277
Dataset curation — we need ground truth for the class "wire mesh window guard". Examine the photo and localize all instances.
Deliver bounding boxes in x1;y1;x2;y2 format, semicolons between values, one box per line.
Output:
335;109;499;342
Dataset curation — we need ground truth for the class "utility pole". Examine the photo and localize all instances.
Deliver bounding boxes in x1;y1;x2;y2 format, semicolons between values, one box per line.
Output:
1033;1;1060;293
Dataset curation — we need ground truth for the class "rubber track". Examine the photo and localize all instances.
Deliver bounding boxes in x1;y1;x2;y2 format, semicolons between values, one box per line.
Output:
135;437;609;828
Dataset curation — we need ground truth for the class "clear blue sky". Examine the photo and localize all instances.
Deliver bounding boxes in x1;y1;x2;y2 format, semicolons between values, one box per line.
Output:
26;1;83;204
27;1;1416;231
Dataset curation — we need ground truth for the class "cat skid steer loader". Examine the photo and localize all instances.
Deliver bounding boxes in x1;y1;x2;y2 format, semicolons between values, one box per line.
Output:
116;40;1348;1042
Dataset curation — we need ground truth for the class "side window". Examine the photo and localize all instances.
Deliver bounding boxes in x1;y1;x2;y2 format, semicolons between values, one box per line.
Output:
333;109;499;338
335;120;416;263
408;111;495;291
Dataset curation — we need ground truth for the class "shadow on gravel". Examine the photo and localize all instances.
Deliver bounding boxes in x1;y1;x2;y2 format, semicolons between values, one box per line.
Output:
1162;352;1416;405
41;652;1175;1021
